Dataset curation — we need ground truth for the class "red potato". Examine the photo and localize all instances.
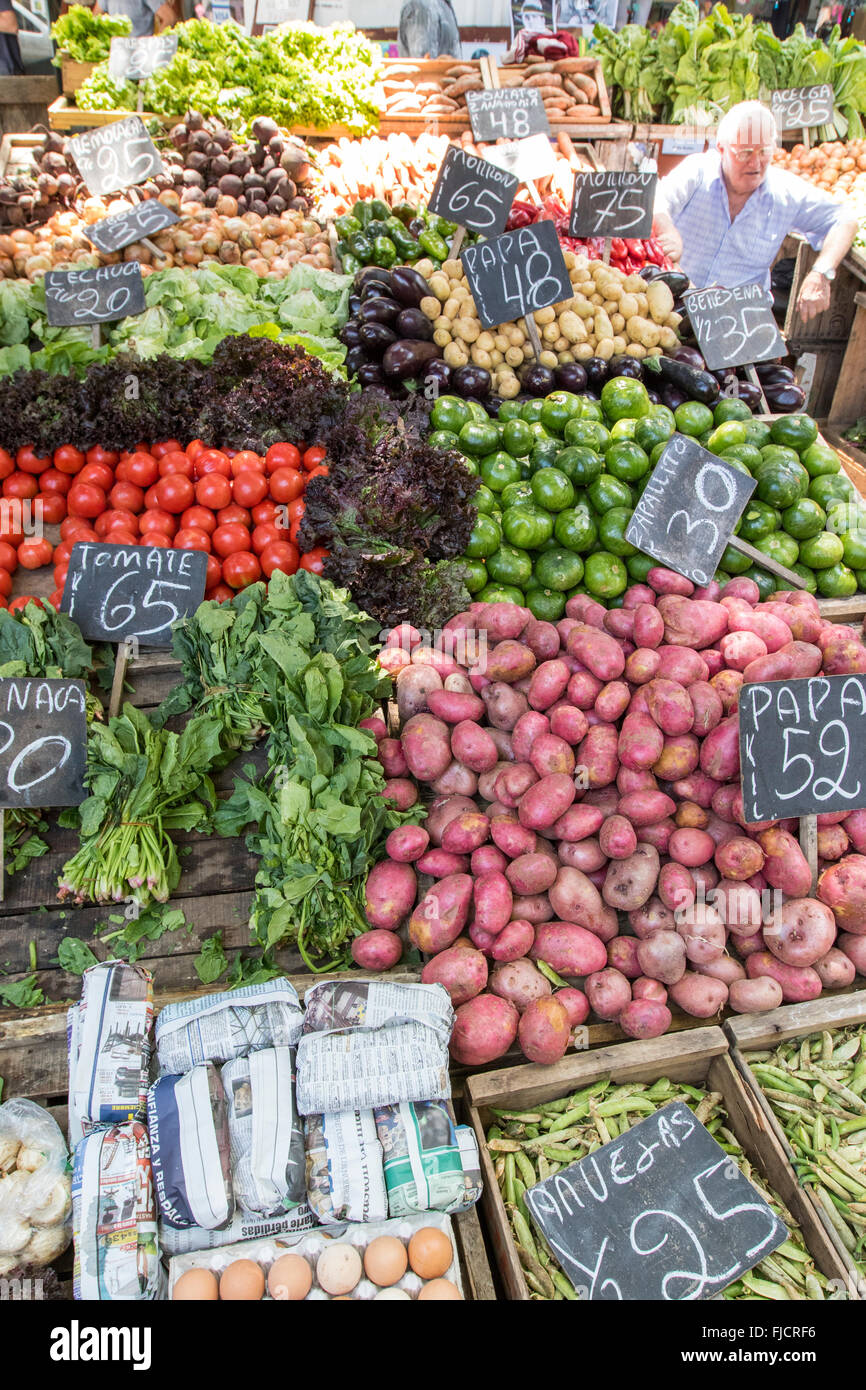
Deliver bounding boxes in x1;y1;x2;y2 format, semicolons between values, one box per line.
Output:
607;935;642;978
625;648;662;685
385;825;429;863
817;630;866;676
441;810;490;855
669;972;728;1017
450;720;499;774
727;976;783;1013
599;815;637;860
693;955;746;985
408;873;474;954
688;682;723;736
379;738;409;778
530;920;608;976
426;794;477;846
496;762;539;809
583;787;620;816
524;618;560;662
699;715;740;782
450;994;519;1065
486;640;536;684
402;712;452;783
668;827;715;867
636;819;676;854
673;773;722;809
712;880;764;935
617;766;659;795
518;996;571;1065
567;669;604;710
559;838;607;873
656;646;709;685
721;577;760;604
364;860;417;930
527;659;570;711
658;861;696;913
711;783;740;824
352;930;404;970
379;646;412;676
784;607;823;643
380;779;419;810
623;583;656;609
490;813;537;860
512;895;554;924
420;939;488;1006
512;711;550;761
713;836;764;881
486;728;515;763
633;977;668;1003
472;845;508;876
653;733;700;780
578;723;619;787
636;930;686;985
431;761;479;797
730;929;765;959
719;630;767;672
604;608;635;641
745;951;822;1003
763;897;836;967
838;931;866;974
618;712;665;771
676;801;709;830
703;649;725;678
817;855;866;932
710;669;744;715
644;678;695;737
595;681;631;723
566;624;626;681
490;958;552;1011
565;594;606;627
472;870;513;936
676;904;726;965
585;967;632;1019
548;704;589;745
757;828;813;897
469;921;496;953
506;853;558;896
633;603;664;649
555;987;590;1028
518;772;576;829
491;918;537;960
741;651;796;683
619;999;672;1039
777;640;823;678
416;849;470;878
602;844;660;912
396;665;443;722
549;865;606;926
426;689;486;724
658;597;729;650
629;896;677;938
477;762;511;801
844;809;866;852
648;567;693;597
482;682;529;731
473;602;530;642
728;608;791;654
814;946;856;989
359;716;387;742
530;733;576;778
443;673;475;697
412;645;461;679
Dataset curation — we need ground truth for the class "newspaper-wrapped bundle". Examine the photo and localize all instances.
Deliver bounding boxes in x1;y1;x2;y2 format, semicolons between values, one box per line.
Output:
71;1122;162;1300
155;978;303;1075
373;1101;483;1219
160;1202;317;1256
304;1111;387;1226
147;1064;233;1231
296;981;454;1116
221;1047;305;1216
67;961;153;1144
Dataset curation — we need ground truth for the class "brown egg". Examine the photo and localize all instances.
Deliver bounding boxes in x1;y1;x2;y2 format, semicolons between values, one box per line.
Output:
173;1267;219;1300
408;1227;453;1280
268;1253;313;1301
219;1258;265;1301
316;1244;362;1296
417;1278;462;1300
364;1236;408;1287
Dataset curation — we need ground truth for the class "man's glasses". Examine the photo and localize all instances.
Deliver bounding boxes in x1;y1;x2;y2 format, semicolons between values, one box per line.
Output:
728;144;775;162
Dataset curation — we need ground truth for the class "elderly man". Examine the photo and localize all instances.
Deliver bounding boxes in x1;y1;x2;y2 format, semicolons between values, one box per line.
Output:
652;100;857;322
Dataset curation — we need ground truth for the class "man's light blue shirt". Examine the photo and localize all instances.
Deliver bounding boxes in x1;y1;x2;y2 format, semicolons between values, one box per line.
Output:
658;151;847;291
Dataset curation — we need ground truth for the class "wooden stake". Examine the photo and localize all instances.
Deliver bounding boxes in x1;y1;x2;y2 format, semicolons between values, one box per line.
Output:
744;363;772;415
0;810;5;904
450;225;466;259
109;639;134;719
802;126;811;150
603;237;611;265
800;814;818;895
524;314;543;361
728;535;807;589
136;82;144;114
91;322;101;351
141;236;166;260
525;180;543;207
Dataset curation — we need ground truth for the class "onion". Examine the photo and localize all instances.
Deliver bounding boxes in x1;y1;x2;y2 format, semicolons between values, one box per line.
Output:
215;194;238;217
219;241;241;263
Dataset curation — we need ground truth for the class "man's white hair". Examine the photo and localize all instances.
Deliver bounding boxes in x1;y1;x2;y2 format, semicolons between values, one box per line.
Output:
716;101;778;148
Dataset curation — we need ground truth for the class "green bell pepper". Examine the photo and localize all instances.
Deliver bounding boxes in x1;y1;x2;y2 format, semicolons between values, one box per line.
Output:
349;230;374;261
418;227;450;262
369;198;391;222
372;235;398;268
335;214;362;239
391;201;418;225
384;216;420;258
353;200;373;228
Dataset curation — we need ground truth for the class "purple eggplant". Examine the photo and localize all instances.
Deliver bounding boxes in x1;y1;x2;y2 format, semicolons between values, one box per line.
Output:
733;380;763;410
661;384;688;411
646;389;661;405
390;265;430;307
422;359;452;392
755;363;795;385
358;321;397;357
382;338;441;380
395;307;433;340
607;355;643;380
554;361;588;393
521;363;557;397
672;345;706;371
452;364;492;399
339;320;363;348
344;345;367;375
356;266;393;294
583;357;609;390
356;361;385;387
645;354;719;406
763;382;806;413
358;296;401;325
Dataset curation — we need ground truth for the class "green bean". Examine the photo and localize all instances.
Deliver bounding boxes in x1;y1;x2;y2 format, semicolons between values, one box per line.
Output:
505;1153;517;1208
551;1269;579;1300
492;1109;544;1122
510;1206;539;1264
514;1149;537;1189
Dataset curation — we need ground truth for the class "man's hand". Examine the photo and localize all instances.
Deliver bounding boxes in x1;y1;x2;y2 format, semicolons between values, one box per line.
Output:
797;268;832;323
652;211;683;266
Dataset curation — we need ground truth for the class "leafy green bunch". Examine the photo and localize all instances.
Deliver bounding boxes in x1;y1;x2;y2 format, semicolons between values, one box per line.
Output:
51;5;131;64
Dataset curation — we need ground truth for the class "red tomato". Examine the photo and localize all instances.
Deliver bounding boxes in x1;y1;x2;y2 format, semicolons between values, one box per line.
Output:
35;493;67;525
125;452;159;489
106;529;139;547
105;510;140;536
39;468;72;497
0;448;14;480
299;547;328;575
68;482;106;518
53;563;69;590
159;451;194;479
307;464;329;480
206;583;234;603
143;484;162;510
195;453;232;481
268;467;305;504
0;568;12;596
217;505;251;529
3;473;38;501
186;439;206;462
286;497;306;523
289;517;303;545
77;462;115;492
54;446;86;476
260;541;299;578
0;543;17;571
181;505;217;535
251;500;279;527
212;523;251;558
16;447;51;475
303;446;326;472
195;474;231;511
17;537;53;570
8;595;43;614
95;511;127;539
252;523;283;554
44;591;60;609
145;532;174;548
222;550;261;589
231;451;264;475
85;446;118;468
109;481;145;513
232;470;268;508
151;439;182;459
60;519;98;544
195;448;231;475
54;541;76;566
175;527;211;552
139;509;176;537
155;474;195;514
265;443;301;472
205;554;222;589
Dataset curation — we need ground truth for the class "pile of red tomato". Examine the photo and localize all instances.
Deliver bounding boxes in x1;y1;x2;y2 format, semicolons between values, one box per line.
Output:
0;437;329;611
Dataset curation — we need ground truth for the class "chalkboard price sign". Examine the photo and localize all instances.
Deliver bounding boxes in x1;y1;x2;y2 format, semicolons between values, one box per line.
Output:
460;220;572;332
87;199;179;255
0;678;87;809
625;433;756;587
569;171;657;239
61;543;208;647
684;283;787;372
525;1102;786;1300
44;262;145;328
739;674;866;823
465;88;550;143
69;117;164;199
427;145;518;236
771;84;835;132
108;33;178;83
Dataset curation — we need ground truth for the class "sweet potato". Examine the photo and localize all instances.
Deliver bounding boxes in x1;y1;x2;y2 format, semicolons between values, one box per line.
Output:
352;930;404;971
548;704;589;745
578;722;619;787
490;918;537;961
426;689;486;724
441;810;490;855
745;951;822;1003
385;825;429;863
668;828;715;867
530;733;576;778
585;967;632;1020
762;897;836;967
431;761;479;797
659;597;729;650
632;976;668;1003
558;838;607;872
669;971;728;1017
482;682;529;731
814;946;856;989
555;986;590;1028
699;714;740;782
408;873;474;954
379;738;409;778
506;853;558;896
607;935;642;979
402;712;452;783
618;712;665;771
450;994;519;1065
524;619;560;662
530;920;607;976
518;996;571;1064
599;815;637;860
619;999;672;1039
365;860;417;931
416;849;470;878
636;931;686;985
625;648;662;684
817;855;866;932
527;659;571;711
757;827;813;897
490;958;552;1011
566;624;626;681
602;844;660;911
728;977;783;1013
518;772;576;829
396;664;443;722
421;939;488;1006
653;733;700;780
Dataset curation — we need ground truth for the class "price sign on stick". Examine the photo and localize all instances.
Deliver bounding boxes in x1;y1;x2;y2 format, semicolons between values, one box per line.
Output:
61;543;208;648
87;200;178;255
525;1102;786;1300
569;171;657;240
44;262;145;327
684;284;787;373
481;133;557;186
771;84;835;132
69;117;163;198
427;146;518;239
0;679;87;810
466;88;550;142
460;221;571;334
108;33;178;83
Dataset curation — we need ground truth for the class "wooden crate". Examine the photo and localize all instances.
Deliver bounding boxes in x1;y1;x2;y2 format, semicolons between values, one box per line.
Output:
464;1027;852;1301
785;239;866;420
0;76;59;137
726;990;866;1299
48;95;166;130
0;132;42;180
59;59;96;98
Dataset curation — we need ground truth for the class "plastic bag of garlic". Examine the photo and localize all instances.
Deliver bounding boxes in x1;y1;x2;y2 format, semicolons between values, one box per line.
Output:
0;1098;72;1276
